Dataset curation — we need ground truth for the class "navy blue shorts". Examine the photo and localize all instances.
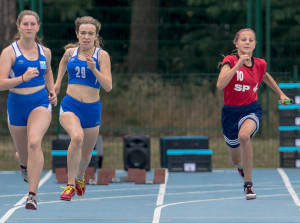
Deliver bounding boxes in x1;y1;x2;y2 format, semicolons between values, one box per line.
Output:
59;94;102;128
221;101;262;148
7;88;51;126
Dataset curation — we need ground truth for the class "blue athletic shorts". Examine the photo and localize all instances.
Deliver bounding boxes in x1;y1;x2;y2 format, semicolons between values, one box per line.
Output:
7;88;51;126
59;94;102;128
221;101;262;148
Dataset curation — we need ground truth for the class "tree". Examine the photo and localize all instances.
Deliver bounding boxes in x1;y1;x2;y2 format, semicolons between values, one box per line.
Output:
0;0;17;52
128;0;159;73
0;0;16;133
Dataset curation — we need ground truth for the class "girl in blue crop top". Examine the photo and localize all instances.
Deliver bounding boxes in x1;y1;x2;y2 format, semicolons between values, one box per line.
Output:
54;16;112;201
0;10;57;210
67;46;101;89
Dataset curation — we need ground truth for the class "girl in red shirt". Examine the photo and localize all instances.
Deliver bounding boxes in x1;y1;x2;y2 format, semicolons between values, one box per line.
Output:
217;28;289;200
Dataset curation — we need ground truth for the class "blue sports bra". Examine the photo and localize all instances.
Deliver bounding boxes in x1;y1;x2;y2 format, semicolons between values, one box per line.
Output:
9;41;46;88
67;47;101;89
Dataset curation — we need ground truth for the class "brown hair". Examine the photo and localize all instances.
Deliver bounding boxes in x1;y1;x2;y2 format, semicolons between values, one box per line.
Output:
64;16;104;50
13;10;41;44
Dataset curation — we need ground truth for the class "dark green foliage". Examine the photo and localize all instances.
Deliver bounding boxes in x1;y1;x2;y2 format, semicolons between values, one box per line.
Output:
38;0;299;76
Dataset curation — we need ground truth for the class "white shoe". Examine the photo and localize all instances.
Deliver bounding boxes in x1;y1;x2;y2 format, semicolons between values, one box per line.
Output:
244;184;256;200
25;193;37;210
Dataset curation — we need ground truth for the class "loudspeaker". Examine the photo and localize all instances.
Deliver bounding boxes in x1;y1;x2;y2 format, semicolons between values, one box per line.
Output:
123;134;150;171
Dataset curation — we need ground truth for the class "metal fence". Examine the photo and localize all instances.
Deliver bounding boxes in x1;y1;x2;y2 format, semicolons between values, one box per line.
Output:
6;0;298;135
0;0;299;170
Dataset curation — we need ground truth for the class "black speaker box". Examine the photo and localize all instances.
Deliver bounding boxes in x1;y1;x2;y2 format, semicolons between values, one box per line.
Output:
160;136;209;167
123;134;150;171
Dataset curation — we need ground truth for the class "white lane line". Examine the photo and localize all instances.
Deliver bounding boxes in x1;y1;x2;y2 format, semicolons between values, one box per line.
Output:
0;170;52;223
153;193;290;223
159;193;289;208
277;168;300;208
156;170;168;206
152;169;168;223
1;189;291;222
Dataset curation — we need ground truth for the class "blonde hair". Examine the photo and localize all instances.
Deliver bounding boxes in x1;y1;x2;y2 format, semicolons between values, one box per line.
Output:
13;10;41;44
64;16;104;50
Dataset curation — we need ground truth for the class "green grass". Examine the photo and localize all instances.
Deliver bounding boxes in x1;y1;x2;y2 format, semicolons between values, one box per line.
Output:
0;75;284;171
0;135;280;171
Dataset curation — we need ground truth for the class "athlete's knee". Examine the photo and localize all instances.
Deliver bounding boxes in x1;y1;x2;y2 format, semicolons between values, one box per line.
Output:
27;136;41;151
238;133;251;145
70;132;84;146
